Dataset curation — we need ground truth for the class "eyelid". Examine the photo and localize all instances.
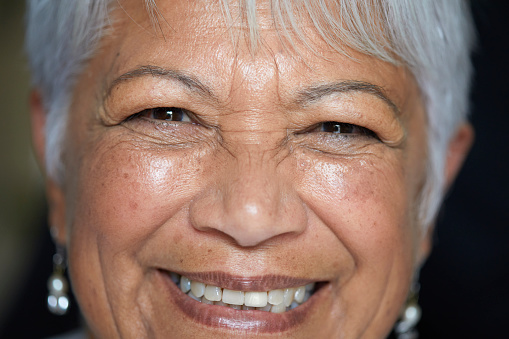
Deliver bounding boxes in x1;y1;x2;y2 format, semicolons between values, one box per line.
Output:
294;94;406;146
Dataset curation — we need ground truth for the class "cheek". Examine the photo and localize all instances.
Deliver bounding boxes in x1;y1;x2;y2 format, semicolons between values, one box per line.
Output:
297;150;415;266
69;137;204;253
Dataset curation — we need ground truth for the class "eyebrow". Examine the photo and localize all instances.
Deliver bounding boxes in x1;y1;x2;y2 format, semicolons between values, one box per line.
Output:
106;65;216;101
295;80;400;116
107;65;399;116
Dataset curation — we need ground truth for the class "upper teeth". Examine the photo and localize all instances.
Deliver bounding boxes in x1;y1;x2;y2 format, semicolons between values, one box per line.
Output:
170;272;315;313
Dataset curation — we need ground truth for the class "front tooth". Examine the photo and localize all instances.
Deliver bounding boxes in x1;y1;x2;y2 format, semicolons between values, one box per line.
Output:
294;286;306;303
180;276;191;293
244;291;268;307
270;302;286;313
242;305;254;310
191;281;205;298
204;285;222;302
229;304;242;310
283;288;295;307
305;283;315;291
268;289;284;305
222;289;244;305
188;291;201;302
290;301;299;310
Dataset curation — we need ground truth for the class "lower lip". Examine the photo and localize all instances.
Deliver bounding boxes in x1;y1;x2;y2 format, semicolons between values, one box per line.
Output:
157;270;325;333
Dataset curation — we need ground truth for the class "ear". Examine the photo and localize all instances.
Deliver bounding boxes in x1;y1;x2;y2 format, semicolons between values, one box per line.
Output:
30;90;67;245
416;122;474;266
444;122;474;191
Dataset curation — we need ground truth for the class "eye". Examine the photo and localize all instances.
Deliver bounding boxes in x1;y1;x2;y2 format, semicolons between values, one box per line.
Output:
132;107;192;123
308;121;378;138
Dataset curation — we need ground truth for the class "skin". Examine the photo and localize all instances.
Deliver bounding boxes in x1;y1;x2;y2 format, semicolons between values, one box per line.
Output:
31;0;473;338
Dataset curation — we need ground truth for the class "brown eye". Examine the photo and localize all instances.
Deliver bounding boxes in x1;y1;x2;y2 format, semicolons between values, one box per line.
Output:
136;107;192;122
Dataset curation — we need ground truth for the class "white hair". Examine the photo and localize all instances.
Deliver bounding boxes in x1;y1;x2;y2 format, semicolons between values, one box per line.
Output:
25;0;475;230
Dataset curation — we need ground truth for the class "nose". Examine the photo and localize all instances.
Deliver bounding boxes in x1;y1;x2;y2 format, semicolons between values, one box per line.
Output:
189;147;307;247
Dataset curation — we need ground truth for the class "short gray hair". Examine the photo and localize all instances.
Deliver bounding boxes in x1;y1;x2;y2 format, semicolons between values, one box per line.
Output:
25;0;475;230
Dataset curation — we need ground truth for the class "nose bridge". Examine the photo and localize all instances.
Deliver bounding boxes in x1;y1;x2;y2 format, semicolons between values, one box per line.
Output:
189;141;307;247
227;145;280;217
187;54;308;247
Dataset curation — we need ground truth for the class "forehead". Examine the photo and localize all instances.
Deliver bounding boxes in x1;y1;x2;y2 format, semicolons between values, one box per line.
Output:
99;0;415;111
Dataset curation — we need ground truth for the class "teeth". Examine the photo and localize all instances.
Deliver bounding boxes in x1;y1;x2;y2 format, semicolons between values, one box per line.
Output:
170;273;316;313
283;288;295;307
294;286;306;304
170;272;180;284
188;291;201;302
244;291;268;307
270;302;286;313
268;289;284;305
190;281;205;298
257;304;272;312
222;289;244;305
180;276;191;293
204;285;222;302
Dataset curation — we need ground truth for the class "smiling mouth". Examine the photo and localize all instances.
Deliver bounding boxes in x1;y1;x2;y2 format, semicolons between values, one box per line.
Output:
167;272;317;313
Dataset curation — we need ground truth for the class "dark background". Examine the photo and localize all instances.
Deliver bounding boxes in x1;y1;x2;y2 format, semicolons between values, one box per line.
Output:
418;1;509;338
0;0;508;338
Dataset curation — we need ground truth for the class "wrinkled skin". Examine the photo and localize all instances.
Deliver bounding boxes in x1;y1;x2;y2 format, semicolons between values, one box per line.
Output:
31;0;473;338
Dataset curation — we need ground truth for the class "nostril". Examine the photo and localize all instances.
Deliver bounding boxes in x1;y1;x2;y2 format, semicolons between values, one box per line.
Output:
189;169;307;247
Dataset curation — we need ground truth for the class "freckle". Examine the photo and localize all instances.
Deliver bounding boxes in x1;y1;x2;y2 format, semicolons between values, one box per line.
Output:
123;173;129;179
208;249;212;253
180;259;183;263
129;201;138;210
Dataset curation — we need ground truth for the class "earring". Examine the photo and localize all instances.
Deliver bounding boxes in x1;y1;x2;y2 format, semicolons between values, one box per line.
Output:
394;283;421;339
47;243;70;315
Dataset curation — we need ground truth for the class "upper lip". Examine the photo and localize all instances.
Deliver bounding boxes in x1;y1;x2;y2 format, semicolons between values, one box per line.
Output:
163;270;321;291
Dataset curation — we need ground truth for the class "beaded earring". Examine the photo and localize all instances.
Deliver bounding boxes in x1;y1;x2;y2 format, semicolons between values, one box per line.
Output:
47;243;70;315
394;283;422;339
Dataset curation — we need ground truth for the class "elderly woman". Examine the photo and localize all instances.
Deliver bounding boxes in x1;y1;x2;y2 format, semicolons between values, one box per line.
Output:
25;0;474;338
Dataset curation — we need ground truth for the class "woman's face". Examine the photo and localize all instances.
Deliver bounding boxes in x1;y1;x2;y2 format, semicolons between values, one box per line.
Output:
46;0;432;337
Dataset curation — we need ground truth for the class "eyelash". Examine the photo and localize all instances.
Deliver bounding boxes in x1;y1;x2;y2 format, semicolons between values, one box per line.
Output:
302;121;378;139
127;107;377;140
127;107;193;123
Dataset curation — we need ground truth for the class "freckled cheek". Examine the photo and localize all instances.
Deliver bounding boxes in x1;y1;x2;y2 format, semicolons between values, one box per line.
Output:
70;146;203;249
297;157;411;256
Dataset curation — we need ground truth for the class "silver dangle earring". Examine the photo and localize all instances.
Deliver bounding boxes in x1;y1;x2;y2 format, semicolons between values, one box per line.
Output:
394;283;422;339
47;243;70;315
